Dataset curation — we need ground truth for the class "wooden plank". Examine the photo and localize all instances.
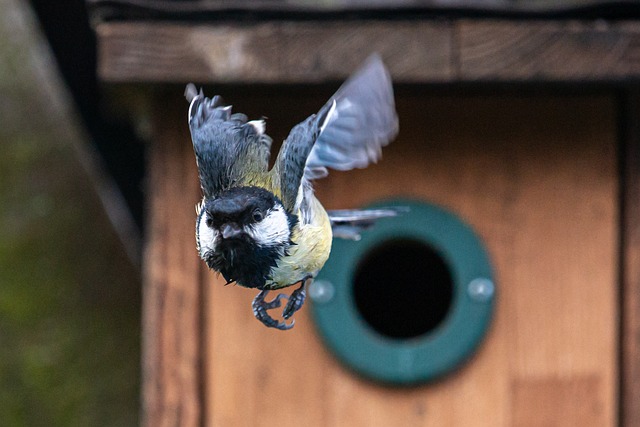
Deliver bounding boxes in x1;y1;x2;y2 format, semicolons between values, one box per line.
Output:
96;20;640;84
511;376;604;427
458;20;640;81
142;89;203;427
621;90;640;427
196;91;618;425
96;21;451;83
314;94;617;427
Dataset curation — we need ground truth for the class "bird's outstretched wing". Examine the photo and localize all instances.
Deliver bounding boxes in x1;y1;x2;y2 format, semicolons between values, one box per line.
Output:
328;207;408;240
185;85;272;198
305;54;398;180
272;104;333;213
273;54;399;216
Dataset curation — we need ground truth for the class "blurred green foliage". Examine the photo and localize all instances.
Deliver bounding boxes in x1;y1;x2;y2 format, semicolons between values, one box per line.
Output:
0;1;141;425
0;140;141;426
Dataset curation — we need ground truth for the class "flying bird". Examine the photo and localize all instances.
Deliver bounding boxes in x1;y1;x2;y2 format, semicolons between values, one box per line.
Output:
185;54;400;330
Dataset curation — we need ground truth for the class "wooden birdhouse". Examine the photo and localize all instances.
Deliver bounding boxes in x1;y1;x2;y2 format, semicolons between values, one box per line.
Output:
89;2;640;426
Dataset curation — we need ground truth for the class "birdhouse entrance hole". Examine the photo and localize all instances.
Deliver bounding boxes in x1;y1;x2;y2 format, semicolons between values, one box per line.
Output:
311;199;495;384
353;239;453;339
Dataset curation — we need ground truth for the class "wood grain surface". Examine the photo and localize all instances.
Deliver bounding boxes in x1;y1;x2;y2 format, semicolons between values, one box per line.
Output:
96;20;640;83
181;92;618;426
621;90;640;427
97;21;451;84
143;91;204;427
458;20;640;81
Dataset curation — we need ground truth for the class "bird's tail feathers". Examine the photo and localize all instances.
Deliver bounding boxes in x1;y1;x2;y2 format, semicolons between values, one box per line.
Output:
328;206;408;240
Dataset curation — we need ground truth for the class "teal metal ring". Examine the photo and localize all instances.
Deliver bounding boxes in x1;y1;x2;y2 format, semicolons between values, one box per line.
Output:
310;199;495;385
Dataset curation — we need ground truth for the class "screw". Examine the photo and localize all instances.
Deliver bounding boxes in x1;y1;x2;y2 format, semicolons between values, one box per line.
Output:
309;280;335;304
467;278;495;303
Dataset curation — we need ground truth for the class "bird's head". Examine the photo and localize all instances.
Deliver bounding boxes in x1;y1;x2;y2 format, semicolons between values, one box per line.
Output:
196;186;297;287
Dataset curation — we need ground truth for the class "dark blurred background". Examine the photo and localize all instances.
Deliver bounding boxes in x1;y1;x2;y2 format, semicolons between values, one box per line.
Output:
0;0;142;425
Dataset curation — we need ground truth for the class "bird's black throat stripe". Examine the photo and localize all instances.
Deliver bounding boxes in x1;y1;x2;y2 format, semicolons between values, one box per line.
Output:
203;239;289;289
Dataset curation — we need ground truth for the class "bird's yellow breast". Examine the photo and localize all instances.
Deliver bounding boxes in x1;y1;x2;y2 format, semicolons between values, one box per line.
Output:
265;196;332;289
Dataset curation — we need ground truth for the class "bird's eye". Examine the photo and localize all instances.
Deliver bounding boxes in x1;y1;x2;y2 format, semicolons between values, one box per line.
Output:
252;210;264;222
206;217;214;228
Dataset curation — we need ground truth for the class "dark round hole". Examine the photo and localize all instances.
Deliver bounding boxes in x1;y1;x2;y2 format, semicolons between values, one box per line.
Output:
353;239;454;340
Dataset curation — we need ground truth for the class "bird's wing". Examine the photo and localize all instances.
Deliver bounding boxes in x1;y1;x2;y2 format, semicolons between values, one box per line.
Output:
305;54;398;180
185;85;272;198
273;54;398;216
272;104;332;213
328;207;408;240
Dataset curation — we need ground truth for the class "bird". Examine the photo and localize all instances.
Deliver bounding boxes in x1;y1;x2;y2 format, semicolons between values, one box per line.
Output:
185;54;400;330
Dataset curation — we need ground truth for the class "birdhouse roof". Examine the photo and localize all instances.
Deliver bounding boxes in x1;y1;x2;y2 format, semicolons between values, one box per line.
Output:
87;0;640;22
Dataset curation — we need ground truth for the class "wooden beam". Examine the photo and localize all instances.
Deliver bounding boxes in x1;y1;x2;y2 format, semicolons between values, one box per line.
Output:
96;21;452;83
621;90;640;427
458;20;640;81
142;89;204;427
96;20;640;84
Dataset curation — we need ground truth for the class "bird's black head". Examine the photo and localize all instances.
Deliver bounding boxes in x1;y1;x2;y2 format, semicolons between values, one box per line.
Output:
196;186;297;288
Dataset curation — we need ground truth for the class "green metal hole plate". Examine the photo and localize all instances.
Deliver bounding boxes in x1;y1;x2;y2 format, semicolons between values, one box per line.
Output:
310;199;495;385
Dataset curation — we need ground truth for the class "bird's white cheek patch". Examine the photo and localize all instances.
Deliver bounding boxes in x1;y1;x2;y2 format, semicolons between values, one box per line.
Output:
249;206;290;247
197;212;218;257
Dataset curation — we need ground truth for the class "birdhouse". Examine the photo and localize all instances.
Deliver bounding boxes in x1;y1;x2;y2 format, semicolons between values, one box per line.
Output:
89;2;640;426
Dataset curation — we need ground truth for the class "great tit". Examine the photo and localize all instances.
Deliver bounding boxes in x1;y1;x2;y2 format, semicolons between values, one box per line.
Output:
185;54;399;330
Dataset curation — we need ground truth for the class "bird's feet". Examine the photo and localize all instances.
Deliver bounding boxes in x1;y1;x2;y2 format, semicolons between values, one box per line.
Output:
283;280;308;320
252;290;293;330
251;279;310;330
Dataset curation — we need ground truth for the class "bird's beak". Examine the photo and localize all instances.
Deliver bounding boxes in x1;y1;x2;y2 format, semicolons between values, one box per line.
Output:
221;223;242;239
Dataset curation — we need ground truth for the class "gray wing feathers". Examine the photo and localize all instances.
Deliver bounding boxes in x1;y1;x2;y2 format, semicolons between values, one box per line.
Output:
328;207;408;240
275;103;332;212
185;84;272;198
274;54;397;215
305;54;398;180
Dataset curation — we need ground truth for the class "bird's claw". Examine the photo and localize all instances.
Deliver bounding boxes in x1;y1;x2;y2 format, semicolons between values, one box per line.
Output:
252;290;294;330
252;280;310;329
283;282;307;320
